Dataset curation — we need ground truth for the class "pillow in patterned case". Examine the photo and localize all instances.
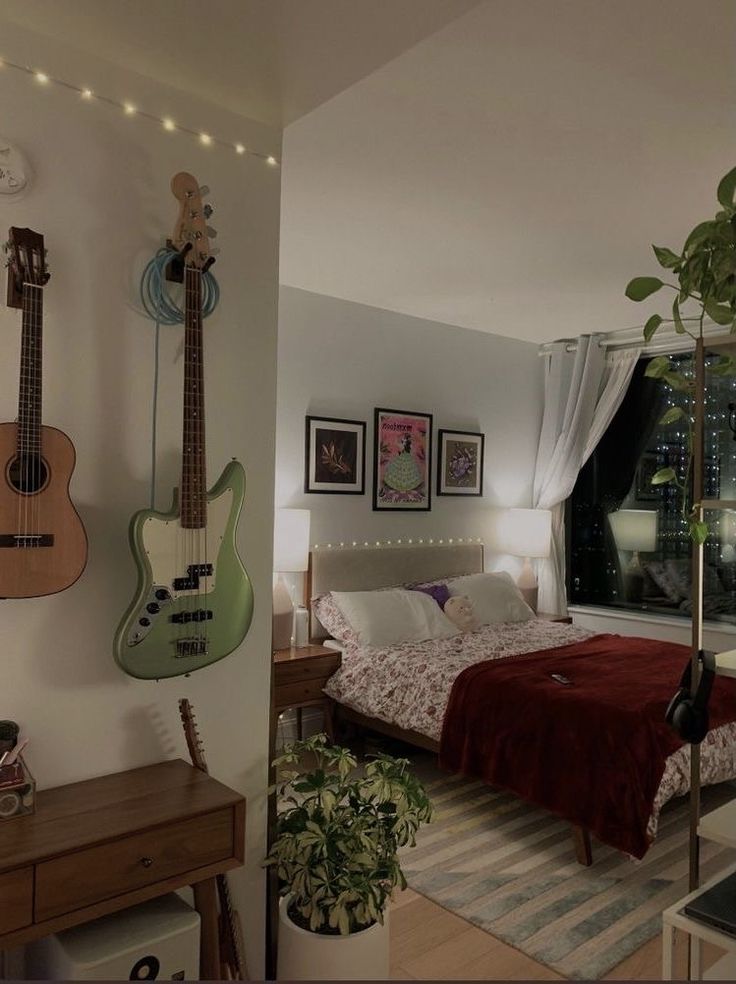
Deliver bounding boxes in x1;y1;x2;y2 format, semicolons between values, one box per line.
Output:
312;592;357;643
411;583;451;609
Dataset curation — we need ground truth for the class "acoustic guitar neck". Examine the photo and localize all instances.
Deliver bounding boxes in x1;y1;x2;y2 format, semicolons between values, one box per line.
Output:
178;699;248;981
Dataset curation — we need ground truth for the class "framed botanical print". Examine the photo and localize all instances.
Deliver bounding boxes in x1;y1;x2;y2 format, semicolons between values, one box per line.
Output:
373;407;432;511
437;430;484;496
304;415;366;494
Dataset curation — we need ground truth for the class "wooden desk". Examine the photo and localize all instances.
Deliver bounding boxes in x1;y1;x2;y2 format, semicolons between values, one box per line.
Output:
0;759;245;980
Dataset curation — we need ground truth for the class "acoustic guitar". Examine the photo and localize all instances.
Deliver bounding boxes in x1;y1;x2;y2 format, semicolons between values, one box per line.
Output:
0;227;87;598
114;173;253;679
179;697;249;981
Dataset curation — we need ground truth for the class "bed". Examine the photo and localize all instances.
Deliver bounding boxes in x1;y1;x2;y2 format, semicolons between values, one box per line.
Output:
307;543;736;865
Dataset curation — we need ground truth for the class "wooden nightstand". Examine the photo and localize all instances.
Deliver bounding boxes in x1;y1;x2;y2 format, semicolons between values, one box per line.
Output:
273;644;342;739
537;612;573;624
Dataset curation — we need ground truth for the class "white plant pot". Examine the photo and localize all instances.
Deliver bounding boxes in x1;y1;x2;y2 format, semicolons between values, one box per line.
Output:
277;895;390;981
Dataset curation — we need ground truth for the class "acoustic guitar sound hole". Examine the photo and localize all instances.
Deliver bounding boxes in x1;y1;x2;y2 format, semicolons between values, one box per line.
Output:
7;454;49;494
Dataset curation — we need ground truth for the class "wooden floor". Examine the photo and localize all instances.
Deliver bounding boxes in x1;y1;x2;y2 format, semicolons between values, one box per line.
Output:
390;888;725;980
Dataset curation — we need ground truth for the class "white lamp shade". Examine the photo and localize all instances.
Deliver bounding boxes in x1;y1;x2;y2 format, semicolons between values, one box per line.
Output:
609;509;658;552
273;509;311;572
491;508;552;559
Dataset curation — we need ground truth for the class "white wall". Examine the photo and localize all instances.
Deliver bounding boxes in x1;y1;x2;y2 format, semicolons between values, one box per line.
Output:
0;23;280;977
276;287;543;561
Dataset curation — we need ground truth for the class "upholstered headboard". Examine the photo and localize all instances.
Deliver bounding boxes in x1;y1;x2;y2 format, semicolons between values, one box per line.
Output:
307;542;484;640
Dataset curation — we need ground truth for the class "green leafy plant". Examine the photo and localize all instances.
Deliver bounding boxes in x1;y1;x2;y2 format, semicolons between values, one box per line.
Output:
625;166;736;542
265;733;432;936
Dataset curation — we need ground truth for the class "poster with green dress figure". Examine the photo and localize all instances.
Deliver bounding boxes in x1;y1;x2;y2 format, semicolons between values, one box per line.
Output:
373;407;432;511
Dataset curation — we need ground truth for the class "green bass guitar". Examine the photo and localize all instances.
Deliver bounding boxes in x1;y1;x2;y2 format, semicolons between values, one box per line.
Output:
114;172;253;679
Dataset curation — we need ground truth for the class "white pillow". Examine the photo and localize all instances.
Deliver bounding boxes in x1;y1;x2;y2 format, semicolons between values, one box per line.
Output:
331;588;458;648
446;572;533;624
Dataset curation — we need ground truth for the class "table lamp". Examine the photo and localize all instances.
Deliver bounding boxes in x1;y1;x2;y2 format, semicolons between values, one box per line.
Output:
273;508;311;650
608;508;658;602
491;508;552;611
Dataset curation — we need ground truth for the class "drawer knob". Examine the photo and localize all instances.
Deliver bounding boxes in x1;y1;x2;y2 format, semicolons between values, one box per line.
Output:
139;856;154;868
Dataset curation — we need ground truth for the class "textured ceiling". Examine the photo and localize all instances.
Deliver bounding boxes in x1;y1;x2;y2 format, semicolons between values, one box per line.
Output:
280;0;736;343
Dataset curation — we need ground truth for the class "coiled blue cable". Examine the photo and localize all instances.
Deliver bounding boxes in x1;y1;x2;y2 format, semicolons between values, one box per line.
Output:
139;247;220;506
140;247;220;324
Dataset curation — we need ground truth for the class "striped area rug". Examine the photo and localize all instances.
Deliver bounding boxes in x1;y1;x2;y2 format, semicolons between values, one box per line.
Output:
401;758;736;980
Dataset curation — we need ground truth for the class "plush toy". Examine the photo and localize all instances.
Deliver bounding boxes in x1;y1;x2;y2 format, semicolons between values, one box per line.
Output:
444;595;479;632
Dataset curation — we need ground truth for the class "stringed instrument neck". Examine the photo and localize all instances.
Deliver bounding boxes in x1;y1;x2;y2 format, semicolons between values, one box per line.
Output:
177;698;248;981
18;281;43;455
6;227;48;457
181;265;207;529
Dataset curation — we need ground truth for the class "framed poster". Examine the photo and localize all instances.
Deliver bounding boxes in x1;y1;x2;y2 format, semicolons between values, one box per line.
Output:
373;407;432;511
304;416;366;494
437;430;484;496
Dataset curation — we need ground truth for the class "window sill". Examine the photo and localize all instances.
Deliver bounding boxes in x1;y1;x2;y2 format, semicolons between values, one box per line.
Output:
568;603;736;636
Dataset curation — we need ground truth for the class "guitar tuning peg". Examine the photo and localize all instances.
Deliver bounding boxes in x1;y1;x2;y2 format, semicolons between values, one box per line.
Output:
206;226;217;239
203;203;214;220
198;184;210;197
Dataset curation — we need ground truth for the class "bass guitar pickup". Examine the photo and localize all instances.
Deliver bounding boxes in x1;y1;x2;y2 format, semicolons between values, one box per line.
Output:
170;609;213;624
173;563;214;591
175;638;209;658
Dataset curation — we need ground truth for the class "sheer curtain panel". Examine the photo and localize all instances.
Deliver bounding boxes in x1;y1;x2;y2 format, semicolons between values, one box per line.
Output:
533;337;641;614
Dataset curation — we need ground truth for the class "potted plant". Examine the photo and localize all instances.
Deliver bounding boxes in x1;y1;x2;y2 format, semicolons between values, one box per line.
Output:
265;733;432;981
625;165;736;542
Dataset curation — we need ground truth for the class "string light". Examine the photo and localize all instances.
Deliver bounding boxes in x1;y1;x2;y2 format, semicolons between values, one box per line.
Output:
1;56;280;167
306;538;486;550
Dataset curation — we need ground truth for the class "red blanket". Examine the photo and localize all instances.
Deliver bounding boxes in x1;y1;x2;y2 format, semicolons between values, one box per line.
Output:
439;634;736;858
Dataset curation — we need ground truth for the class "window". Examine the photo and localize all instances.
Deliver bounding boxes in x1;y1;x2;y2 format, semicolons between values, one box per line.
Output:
568;352;736;623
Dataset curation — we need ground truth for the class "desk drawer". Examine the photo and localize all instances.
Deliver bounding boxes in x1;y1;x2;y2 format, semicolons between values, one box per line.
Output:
36;808;233;921
0;867;33;934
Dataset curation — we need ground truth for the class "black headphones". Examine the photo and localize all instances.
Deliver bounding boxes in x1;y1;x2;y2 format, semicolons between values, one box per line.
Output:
665;650;716;744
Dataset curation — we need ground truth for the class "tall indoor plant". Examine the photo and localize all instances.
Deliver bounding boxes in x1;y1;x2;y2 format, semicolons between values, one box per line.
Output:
625;165;736;542
265;733;432;981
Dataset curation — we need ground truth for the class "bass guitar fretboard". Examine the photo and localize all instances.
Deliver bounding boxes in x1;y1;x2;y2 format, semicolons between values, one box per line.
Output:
181;266;206;529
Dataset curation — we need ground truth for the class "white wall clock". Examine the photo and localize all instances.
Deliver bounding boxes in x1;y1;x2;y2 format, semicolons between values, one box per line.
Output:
0;138;31;200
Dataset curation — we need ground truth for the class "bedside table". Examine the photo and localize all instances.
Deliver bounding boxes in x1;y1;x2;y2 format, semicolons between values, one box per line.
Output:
537;612;573;624
273;645;342;739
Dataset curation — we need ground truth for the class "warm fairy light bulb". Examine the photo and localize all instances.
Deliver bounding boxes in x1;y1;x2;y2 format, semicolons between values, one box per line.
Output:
81;88;93;99
267;155;278;166
123;102;136;115
35;71;48;84
162;117;175;131
199;132;212;146
235;143;245;154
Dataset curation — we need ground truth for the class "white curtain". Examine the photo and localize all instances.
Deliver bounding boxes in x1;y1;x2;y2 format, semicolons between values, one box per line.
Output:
533;336;641;614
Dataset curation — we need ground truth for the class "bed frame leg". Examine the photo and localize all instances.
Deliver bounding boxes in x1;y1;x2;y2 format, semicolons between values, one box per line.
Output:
572;825;593;866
